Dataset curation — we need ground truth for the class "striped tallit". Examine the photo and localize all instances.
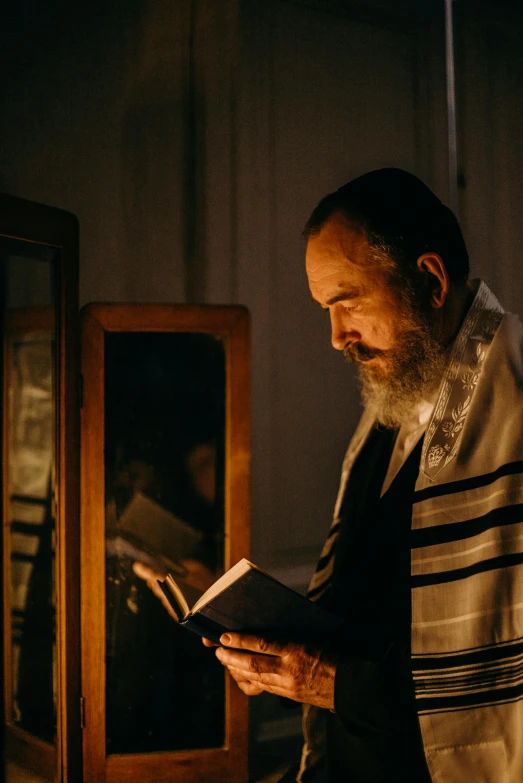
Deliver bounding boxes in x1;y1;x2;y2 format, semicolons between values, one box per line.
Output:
299;281;523;782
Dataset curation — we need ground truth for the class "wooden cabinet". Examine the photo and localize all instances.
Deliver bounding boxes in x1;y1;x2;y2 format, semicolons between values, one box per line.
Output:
80;304;250;783
1;199;250;782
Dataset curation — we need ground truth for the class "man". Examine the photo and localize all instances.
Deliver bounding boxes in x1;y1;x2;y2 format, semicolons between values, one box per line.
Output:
210;169;523;782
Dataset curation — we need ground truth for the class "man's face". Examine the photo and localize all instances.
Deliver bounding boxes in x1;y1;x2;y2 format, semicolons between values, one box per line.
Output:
306;213;444;426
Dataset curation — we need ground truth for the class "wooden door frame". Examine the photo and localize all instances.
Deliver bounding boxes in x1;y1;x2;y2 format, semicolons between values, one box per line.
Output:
80;303;250;783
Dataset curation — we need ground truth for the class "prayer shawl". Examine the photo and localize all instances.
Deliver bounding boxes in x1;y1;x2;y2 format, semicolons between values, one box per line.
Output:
298;281;523;783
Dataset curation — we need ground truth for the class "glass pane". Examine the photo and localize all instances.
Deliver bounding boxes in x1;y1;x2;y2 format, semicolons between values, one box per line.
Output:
1;237;58;780
104;332;226;754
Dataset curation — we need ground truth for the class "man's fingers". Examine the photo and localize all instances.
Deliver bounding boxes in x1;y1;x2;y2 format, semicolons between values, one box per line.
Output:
202;637;218;647
226;666;260;685
226;667;296;700
226;667;266;696
226;664;282;687
236;680;265;696
216;647;280;679
220;632;285;656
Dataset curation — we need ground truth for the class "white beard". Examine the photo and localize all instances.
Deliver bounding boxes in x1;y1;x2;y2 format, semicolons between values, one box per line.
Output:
355;319;446;429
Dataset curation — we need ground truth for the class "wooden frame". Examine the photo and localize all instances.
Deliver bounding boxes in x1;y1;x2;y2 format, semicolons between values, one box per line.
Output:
0;194;80;783
80;303;250;783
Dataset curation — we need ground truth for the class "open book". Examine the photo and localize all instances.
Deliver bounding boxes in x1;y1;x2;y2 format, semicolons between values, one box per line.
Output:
158;558;343;643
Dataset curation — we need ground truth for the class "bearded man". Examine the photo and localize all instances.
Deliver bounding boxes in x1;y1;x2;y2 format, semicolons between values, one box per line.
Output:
210;169;523;782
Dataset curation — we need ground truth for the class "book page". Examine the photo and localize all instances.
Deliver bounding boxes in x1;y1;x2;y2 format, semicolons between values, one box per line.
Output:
163;574;204;619
191;558;259;613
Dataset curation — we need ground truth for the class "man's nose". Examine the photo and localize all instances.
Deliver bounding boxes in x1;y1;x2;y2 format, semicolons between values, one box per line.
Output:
330;310;360;351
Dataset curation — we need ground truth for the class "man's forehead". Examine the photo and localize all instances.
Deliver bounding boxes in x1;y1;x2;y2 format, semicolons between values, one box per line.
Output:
317;211;364;241
306;213;368;272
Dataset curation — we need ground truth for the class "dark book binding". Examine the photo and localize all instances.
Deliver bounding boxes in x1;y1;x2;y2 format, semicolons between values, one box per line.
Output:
159;559;343;641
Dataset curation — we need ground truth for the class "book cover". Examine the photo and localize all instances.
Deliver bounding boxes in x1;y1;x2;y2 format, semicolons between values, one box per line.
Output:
159;558;343;644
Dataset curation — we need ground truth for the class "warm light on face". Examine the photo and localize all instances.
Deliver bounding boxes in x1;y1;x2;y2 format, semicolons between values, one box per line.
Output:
306;214;406;358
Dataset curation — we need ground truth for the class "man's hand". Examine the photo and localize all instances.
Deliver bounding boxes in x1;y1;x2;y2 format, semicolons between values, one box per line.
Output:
211;632;337;709
202;635;264;696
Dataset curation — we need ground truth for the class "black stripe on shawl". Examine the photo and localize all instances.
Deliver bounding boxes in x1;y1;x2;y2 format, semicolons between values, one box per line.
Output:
411;551;523;587
326;519;341;540
315;548;338;575
308;522;341;582
415;658;523;689
418;692;523;715
413;634;523;660
307;581;330;600
416;680;523;714
413;460;523;505
417;668;523;693
411;503;523;549
413;638;523;671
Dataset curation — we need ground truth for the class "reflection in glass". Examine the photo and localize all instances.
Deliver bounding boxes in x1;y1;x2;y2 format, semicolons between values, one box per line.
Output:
1;238;57;778
104;332;226;754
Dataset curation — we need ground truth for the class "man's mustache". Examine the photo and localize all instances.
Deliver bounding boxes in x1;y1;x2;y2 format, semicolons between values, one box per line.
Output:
343;342;386;363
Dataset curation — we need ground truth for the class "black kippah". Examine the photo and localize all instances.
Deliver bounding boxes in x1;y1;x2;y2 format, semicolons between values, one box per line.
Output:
334;168;445;238
304;168;469;282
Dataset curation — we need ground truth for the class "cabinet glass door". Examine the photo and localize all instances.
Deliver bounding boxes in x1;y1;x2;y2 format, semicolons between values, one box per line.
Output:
2;240;57;782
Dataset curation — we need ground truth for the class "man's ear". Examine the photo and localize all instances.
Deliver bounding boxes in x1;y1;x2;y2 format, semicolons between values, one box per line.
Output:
416;253;449;309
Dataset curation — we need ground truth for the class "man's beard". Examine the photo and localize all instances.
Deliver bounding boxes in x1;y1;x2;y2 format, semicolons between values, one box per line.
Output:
345;301;446;429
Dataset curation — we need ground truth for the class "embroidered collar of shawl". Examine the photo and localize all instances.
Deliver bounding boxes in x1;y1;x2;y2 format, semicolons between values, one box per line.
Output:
421;279;504;479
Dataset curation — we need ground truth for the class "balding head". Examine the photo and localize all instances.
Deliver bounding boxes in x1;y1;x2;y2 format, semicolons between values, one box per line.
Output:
304;168;469;286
